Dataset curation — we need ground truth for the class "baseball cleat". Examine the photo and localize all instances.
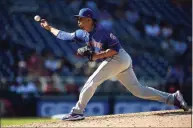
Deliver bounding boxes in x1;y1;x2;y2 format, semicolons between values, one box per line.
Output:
173;90;189;111
62;113;85;121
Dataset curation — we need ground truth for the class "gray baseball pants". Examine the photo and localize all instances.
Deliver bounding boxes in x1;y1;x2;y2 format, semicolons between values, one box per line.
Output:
71;49;174;114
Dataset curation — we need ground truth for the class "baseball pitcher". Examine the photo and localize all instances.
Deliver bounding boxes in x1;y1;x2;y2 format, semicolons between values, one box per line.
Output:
40;8;188;121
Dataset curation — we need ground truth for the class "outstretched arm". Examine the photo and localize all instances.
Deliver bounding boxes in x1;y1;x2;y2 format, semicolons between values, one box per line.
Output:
40;19;75;40
49;26;60;36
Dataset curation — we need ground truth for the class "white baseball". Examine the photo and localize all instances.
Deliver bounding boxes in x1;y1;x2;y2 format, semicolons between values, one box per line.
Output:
34;15;41;22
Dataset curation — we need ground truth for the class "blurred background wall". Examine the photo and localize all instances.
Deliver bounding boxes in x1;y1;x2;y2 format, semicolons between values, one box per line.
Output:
0;0;192;117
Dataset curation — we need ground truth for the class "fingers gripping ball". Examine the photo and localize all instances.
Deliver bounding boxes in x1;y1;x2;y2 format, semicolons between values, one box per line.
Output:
77;46;93;61
40;19;51;31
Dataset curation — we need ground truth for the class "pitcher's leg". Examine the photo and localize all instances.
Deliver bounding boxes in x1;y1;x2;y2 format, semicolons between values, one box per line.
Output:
71;77;101;114
116;68;174;105
72;58;126;114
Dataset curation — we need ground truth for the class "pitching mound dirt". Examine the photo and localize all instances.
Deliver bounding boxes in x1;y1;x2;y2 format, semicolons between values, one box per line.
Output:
5;109;192;127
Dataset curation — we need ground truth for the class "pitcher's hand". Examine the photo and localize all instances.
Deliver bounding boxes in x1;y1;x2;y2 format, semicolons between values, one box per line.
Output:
40;19;51;31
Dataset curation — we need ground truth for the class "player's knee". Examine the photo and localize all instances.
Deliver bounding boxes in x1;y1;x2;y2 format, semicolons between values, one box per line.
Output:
127;82;145;97
84;79;98;88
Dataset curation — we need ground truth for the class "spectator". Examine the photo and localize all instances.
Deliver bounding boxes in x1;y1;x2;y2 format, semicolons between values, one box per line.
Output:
160;39;173;52
160;21;173;39
16;82;27;94
64;78;79;95
183;64;192;86
44;80;60;93
99;11;113;31
165;64;184;86
172;24;186;41
73;61;85;76
85;0;99;13
59;57;74;76
114;3;126;20
44;53;62;73
83;61;97;77
69;0;82;12
0;34;9;51
27;50;48;78
145;17;160;37
179;39;192;64
25;81;38;94
170;39;187;55
125;8;140;24
0;77;9;91
0;99;15;117
9;81;18;92
18;60;28;77
134;14;145;38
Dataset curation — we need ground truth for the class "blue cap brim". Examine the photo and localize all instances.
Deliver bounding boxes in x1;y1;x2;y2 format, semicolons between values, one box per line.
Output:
73;15;97;20
74;15;87;18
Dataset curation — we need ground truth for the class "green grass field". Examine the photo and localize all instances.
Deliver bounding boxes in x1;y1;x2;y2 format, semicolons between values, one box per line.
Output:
1;118;52;126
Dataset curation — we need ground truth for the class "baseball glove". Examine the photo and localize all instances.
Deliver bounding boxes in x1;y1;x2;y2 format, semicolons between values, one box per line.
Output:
77;45;93;61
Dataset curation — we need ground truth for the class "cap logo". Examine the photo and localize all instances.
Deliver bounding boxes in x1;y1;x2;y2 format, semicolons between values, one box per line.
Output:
110;33;117;40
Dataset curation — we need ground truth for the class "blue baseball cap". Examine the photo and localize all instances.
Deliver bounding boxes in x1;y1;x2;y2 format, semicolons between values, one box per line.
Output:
74;8;97;20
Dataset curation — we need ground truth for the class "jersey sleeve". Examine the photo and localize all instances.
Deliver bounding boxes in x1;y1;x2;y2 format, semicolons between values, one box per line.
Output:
57;31;75;40
74;29;89;42
107;33;121;52
56;29;89;43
